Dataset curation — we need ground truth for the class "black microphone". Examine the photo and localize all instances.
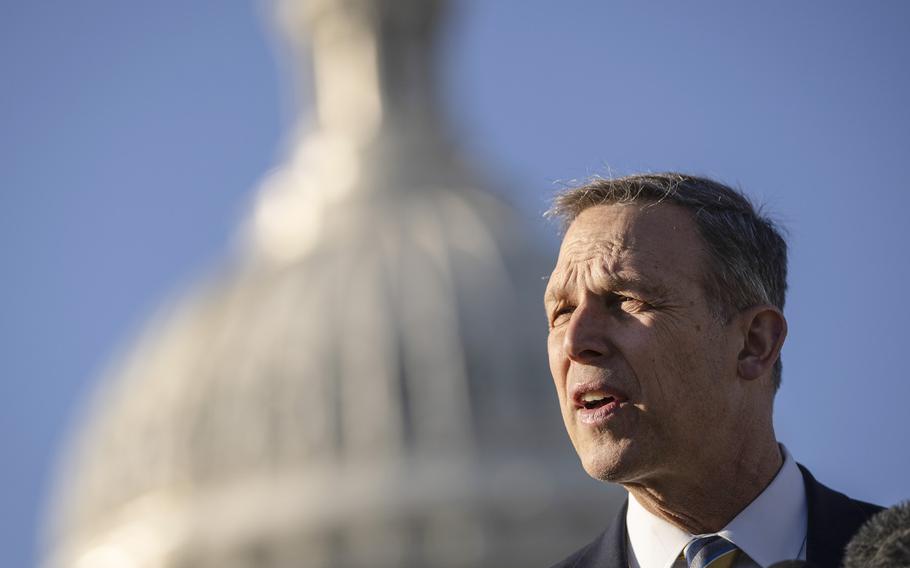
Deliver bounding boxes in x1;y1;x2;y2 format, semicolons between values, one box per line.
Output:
843;500;910;568
768;561;815;567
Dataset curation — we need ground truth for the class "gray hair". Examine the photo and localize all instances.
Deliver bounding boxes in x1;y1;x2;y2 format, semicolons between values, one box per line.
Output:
547;173;788;390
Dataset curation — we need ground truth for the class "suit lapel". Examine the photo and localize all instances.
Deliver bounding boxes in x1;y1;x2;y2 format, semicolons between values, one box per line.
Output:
580;498;630;568
602;497;630;568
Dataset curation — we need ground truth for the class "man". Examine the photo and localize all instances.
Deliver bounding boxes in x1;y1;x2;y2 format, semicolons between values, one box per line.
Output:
544;173;881;568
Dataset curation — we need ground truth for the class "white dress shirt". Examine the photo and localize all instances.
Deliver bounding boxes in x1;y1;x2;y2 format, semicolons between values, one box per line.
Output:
626;445;808;568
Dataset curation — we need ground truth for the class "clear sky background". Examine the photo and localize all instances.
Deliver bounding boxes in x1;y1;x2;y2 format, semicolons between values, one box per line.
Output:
2;1;908;566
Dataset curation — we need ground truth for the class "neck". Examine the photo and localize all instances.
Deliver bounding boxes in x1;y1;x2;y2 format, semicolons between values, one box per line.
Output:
625;432;783;535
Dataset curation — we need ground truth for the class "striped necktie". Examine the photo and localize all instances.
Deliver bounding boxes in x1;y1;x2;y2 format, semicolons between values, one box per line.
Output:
683;536;739;568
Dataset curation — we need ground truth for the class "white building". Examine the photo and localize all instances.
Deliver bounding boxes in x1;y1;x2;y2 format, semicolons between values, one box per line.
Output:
45;1;620;566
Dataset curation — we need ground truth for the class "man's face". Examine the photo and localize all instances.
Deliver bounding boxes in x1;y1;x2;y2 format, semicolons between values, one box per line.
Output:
544;203;743;485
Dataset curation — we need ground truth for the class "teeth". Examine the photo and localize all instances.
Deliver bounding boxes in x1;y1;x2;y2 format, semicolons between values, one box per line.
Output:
581;391;608;403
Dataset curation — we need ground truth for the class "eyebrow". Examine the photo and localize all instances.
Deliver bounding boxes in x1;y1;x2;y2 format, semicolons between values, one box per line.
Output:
544;273;670;305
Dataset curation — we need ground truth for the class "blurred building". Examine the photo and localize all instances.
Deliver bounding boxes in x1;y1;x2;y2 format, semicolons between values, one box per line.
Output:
44;0;620;566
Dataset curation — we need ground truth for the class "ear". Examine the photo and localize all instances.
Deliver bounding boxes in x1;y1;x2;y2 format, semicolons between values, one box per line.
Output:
736;305;787;382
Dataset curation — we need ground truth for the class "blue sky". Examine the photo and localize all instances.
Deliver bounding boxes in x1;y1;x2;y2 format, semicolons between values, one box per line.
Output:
2;1;908;566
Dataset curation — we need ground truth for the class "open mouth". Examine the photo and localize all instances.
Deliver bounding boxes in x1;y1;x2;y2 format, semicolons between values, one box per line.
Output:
580;391;615;410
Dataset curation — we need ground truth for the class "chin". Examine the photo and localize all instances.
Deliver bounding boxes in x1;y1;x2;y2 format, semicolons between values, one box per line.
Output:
579;447;635;483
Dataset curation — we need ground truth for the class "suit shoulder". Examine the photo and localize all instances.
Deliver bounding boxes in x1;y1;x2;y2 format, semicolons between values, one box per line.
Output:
549;532;608;568
798;463;885;567
851;496;885;518
801;463;883;519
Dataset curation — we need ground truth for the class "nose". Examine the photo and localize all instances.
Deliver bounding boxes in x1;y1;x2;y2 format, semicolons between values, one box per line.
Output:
562;301;611;364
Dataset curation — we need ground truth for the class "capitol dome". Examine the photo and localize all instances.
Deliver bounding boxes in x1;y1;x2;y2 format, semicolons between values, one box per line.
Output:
44;1;620;566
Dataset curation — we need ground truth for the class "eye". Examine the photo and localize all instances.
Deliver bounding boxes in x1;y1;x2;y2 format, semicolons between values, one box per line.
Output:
615;294;648;312
550;305;575;327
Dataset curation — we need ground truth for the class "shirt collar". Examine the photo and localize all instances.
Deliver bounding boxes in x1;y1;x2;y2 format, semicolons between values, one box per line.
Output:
627;489;690;568
626;445;808;568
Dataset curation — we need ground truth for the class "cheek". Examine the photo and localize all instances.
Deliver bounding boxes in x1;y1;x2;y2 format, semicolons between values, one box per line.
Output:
611;318;659;364
614;319;688;399
546;333;568;397
641;323;722;404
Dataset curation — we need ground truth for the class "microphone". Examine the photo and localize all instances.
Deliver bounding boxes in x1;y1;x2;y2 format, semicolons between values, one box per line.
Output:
843;500;910;568
768;561;814;567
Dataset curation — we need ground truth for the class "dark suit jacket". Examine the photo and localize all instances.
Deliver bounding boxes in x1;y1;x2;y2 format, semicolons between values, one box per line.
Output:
551;465;882;568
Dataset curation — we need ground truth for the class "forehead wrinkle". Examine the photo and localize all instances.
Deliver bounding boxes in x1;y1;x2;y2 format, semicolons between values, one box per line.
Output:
548;204;707;308
545;261;581;304
559;233;633;281
563;231;635;275
551;236;682;303
547;248;635;303
559;233;630;263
